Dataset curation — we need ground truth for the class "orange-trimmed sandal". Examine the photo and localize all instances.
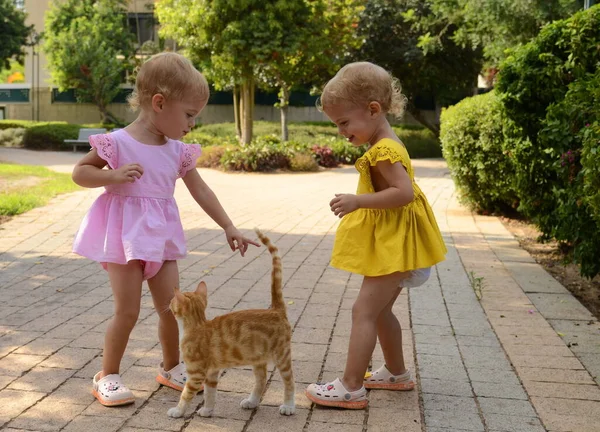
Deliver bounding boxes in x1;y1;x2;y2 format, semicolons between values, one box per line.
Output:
306;378;368;409
156;361;188;391
364;365;415;390
92;372;135;406
156;361;203;393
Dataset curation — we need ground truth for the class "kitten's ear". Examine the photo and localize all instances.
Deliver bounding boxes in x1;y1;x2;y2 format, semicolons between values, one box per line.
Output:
173;286;184;301
196;281;208;297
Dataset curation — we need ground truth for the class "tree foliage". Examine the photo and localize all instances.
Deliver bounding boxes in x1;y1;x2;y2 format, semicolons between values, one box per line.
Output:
416;0;583;69
256;0;363;141
157;0;300;143
156;0;362;144
353;0;482;135
0;0;33;70
43;0;136;124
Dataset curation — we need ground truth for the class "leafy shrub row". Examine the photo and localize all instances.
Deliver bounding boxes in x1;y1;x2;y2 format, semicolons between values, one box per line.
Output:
441;6;600;277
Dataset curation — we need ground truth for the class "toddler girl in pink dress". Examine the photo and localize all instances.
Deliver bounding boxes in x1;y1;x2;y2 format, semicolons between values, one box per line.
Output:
72;52;259;406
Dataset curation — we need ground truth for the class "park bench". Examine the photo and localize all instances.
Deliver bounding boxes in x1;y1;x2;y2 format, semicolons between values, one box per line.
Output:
64;128;107;152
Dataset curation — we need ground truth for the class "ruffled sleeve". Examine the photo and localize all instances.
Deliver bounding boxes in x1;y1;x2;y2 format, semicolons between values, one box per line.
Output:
364;140;409;170
89;133;118;169
178;143;202;177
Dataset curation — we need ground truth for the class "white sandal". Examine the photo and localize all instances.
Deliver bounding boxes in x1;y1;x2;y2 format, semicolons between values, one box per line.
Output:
92;372;135;406
364;365;415;390
305;378;368;409
156;361;200;392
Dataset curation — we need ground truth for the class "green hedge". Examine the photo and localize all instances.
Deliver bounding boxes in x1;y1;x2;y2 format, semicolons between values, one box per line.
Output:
496;5;600;224
442;6;600;277
0;120;42;130
540;70;600;277
496;5;600;277
582;120;600;228
221;136;294;172
186;121;442;159
440;91;519;213
22;123;82;150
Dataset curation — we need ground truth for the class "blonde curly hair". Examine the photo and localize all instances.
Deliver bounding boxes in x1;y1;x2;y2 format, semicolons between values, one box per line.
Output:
318;62;407;118
128;52;209;111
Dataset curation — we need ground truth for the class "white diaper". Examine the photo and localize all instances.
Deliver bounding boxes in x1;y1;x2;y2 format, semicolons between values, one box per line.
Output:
400;267;432;288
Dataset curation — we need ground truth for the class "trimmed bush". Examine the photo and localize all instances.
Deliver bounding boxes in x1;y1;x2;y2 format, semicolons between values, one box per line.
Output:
331;139;366;164
397;128;443;158
311;145;339;168
22;123;81;150
185;121;442;159
0;120;39;130
289;153;319;172
440;91;519;213
185;130;237;147
221;137;292;172
196;145;234;169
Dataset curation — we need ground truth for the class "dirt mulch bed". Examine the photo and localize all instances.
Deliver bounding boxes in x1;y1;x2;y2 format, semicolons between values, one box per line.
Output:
500;217;600;320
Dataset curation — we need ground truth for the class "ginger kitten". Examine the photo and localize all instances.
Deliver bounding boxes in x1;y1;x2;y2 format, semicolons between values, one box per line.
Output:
167;229;295;418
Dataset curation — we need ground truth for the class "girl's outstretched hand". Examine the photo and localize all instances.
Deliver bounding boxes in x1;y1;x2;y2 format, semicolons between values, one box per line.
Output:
330;193;360;218
224;225;260;257
111;163;144;184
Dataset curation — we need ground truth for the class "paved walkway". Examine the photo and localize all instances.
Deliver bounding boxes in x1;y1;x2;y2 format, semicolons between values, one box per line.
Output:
0;148;599;432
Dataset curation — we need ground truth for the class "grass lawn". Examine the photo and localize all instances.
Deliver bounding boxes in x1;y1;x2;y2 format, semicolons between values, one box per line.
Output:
0;163;80;217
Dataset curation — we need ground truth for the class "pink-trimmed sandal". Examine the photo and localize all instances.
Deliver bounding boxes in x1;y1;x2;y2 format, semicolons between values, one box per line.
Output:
92;372;135;406
305;378;368;409
364;365;415;390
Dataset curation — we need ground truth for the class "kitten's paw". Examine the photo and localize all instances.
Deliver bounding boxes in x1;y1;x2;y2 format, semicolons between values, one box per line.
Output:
198;406;214;417
240;397;259;409
279;404;296;416
167;407;184;418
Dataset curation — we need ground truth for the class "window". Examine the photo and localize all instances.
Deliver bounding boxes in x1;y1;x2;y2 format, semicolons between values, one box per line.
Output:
128;13;155;45
0;107;5;120
14;0;25;9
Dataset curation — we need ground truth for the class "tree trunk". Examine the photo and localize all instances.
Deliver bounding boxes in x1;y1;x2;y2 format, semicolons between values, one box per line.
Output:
250;81;254;130
233;85;241;140
97;101;121;126
407;103;440;137
240;75;254;145
280;86;290;142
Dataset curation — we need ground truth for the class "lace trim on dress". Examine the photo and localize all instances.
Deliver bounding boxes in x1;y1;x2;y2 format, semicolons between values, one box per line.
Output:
356;145;406;174
366;146;404;166
89;134;117;169
178;144;202;177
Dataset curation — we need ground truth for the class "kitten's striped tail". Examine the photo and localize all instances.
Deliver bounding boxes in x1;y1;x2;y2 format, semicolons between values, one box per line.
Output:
254;228;285;311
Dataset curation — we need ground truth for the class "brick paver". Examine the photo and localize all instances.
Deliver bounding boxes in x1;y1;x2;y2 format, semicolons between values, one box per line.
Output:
1;148;599;431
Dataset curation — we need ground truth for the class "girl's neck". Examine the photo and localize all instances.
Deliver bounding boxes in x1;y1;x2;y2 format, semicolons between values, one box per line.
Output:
126;113;168;146
367;119;397;148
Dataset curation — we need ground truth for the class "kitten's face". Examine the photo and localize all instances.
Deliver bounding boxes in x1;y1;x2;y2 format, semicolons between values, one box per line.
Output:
170;282;208;319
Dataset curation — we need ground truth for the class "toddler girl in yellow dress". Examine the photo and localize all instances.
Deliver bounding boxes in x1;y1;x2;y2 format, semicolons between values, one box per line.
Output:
306;62;447;409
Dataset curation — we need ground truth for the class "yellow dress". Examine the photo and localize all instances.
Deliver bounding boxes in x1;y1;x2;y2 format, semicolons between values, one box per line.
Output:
330;138;447;277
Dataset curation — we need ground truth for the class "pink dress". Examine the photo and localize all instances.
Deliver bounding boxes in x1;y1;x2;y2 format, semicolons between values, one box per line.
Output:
73;129;201;280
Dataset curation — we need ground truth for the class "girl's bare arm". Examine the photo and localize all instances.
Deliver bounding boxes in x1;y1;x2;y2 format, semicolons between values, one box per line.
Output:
72;149;143;188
